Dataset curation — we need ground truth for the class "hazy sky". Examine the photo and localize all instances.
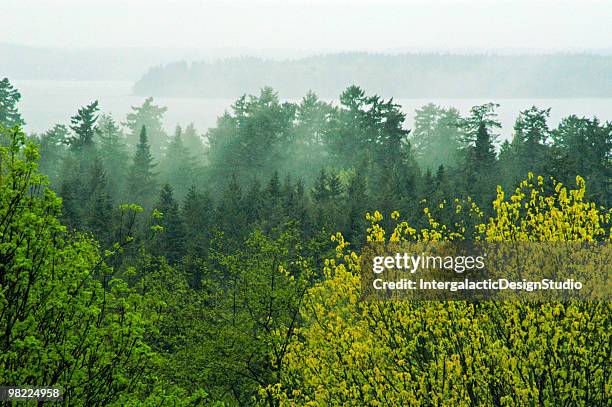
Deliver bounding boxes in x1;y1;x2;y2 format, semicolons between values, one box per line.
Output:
2;0;612;53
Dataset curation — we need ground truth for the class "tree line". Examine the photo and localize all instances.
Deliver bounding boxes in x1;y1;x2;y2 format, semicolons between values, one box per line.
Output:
134;53;612;98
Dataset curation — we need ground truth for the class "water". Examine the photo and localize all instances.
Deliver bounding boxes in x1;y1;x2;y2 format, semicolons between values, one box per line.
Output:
13;79;612;141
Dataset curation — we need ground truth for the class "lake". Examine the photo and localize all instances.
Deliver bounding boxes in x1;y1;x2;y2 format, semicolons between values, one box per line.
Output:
13;79;612;142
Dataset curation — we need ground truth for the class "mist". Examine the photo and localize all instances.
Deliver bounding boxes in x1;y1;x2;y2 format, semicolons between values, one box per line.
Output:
3;0;612;53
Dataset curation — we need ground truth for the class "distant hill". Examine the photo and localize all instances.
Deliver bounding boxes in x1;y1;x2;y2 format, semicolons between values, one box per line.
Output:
0;43;263;81
134;53;612;98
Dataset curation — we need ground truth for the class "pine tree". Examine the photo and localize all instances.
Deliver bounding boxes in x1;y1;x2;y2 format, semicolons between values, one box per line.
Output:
312;168;329;203
37;124;68;185
346;170;368;243
69;101;99;154
182;185;213;257
161;125;198;199
244;178;264;225
182;123;206;161
460;103;501;209
152;184;185;264
282;174;295;214
217;174;247;243
126;126;157;207
266;171;282;201
500;107;550;190
327;171;343;197
123;97;168;157
97;114;129;198
0;78;25;128
85;159;113;246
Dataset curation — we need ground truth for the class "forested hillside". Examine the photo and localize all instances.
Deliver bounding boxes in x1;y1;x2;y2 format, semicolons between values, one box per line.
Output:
1;76;611;405
134;53;612;98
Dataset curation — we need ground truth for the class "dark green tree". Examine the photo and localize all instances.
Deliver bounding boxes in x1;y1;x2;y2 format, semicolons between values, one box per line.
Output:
152;184;186;263
0;77;25;128
126;126;157;207
69;100;99;154
97;113;129;197
36;124;69;185
459;103;501;209
549;115;612;206
502;106;551;188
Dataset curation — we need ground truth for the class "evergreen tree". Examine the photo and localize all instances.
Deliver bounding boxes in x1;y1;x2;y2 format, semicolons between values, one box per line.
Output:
182;185;213;257
123;97;168;157
266;171;282;201
312;168;329;203
182;123;206;162
459;103;501;209
503;106;551;186
217;174;247;243
161;125;198;199
550;115;612;206
411;104;461;170
242;178;263;226
37;124;68;185
0;78;25;128
69;100;99;154
153;184;186;264
85;159;113;246
327;171;343;197
97;114;129;198
346;170;368;243
126;126;157;207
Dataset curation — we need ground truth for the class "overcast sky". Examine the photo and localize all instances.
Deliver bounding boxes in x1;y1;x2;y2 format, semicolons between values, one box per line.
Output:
2;0;611;53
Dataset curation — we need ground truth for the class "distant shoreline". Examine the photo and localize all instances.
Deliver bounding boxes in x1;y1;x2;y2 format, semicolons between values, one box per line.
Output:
133;53;612;99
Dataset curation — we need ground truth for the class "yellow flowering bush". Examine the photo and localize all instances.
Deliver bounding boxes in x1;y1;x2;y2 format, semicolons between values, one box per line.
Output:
264;175;611;406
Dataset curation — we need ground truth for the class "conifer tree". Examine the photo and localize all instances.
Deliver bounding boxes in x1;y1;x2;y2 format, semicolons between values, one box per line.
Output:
217;174;247;243
153;184;185;263
126;126;157;207
182;185;213;257
37;124;69;185
97;114;129;198
346;170;368;243
69;100;99;154
123;97;168;157
312;168;329;203
460;103;501;209
502;106;551;187
85;158;113;246
161;125;198;199
242;178;263;226
0;77;25;128
326;172;343;199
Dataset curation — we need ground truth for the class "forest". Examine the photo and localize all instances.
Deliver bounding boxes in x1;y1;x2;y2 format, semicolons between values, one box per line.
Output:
134;53;612;98
0;76;611;405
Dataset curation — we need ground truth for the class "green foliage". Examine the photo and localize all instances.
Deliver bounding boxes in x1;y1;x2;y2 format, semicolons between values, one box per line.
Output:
0;126;156;405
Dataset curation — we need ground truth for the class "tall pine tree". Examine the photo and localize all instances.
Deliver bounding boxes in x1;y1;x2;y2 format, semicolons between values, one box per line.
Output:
126;126;157;207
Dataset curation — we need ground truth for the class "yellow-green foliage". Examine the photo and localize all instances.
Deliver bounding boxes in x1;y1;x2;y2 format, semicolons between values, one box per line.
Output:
265;174;611;406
